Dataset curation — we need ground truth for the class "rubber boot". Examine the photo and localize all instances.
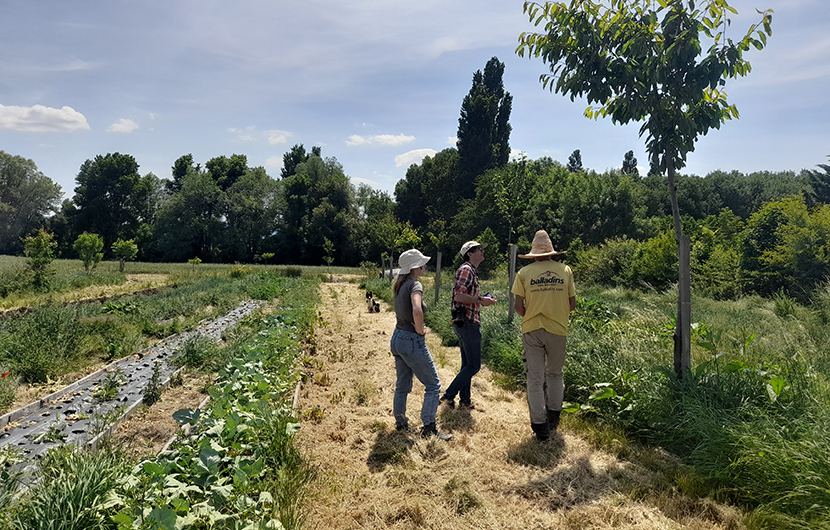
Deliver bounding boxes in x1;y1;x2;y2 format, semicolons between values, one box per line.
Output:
547;409;561;431
531;422;550;442
421;423;453;441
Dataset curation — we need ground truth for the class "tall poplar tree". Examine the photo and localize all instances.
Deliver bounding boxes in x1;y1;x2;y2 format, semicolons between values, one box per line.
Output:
456;56;513;201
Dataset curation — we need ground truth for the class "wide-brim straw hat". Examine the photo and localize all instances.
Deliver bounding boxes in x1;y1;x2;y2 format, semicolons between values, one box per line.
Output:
518;230;567;259
398;249;431;274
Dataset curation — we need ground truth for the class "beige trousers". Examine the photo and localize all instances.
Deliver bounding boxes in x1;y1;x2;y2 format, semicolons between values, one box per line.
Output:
522;328;567;424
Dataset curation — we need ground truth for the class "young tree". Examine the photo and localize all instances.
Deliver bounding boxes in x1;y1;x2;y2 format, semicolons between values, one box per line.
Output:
517;0;772;375
73;232;104;272
111;238;139;272
23;228;57;290
457;57;513;200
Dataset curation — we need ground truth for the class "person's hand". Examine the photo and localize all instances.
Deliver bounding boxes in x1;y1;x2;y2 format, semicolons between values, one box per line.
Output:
480;295;497;306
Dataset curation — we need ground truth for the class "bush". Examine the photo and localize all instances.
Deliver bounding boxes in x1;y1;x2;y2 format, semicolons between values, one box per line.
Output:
73;232;104;273
629;230;677;289
573;237;640;286
23;228;56;291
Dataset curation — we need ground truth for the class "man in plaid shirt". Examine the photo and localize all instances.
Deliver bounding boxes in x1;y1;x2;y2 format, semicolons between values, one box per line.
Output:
440;240;497;409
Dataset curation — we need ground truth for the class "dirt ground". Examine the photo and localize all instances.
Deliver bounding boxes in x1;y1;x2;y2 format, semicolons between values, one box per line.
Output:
295;281;747;530
109;371;213;460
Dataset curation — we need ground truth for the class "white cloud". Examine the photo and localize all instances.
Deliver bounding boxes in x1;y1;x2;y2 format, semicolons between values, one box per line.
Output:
395;148;436;168
350;176;380;188
107;118;139;133
267;130;292;145
265;156;283;169
347;134;416;147
227;126;256;142
447;136;458;146
0;104;89;133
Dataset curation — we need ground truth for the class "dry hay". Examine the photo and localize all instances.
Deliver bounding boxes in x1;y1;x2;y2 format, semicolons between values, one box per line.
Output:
296;282;746;530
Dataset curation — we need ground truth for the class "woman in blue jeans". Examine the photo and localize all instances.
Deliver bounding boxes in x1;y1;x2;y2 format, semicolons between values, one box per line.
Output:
390;249;452;441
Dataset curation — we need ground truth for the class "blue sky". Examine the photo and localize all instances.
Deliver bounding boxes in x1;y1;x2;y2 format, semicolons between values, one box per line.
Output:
1;0;828;199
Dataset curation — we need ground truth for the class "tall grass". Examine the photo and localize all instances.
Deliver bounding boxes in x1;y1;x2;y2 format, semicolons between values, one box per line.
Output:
1;445;129;530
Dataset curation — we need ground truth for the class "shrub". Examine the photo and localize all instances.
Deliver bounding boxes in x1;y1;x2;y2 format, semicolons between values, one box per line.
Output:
629;230;677;289
22;228;56;290
573;237;640;286
111;238;138;272
73;232;104;273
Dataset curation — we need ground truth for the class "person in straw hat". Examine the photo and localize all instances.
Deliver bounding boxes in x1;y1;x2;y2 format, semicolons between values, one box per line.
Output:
511;230;576;442
439;240;497;410
390;249;452;441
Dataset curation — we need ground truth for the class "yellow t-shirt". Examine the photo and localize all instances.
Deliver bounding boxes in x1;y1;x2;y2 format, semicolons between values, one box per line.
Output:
511;259;575;336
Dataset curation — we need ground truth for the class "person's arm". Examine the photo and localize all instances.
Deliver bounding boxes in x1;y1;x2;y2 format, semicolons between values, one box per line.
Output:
569;296;576;312
454;292;496;306
411;291;426;335
514;295;525;317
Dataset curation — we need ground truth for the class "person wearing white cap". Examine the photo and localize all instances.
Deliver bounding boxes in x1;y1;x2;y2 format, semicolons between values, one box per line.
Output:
511;230;576;442
390;249;452;441
439;240;497;410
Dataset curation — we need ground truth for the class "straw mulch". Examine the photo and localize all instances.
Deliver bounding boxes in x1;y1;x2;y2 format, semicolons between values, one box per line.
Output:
297;281;745;530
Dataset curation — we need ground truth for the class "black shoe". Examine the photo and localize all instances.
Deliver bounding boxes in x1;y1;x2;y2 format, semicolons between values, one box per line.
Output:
547;409;561;431
531;422;550;442
458;401;476;410
421;423;453;441
439;394;455;409
396;423;415;433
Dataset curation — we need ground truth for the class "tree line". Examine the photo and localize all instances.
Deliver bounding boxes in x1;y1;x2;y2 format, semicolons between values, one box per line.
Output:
2;55;830;302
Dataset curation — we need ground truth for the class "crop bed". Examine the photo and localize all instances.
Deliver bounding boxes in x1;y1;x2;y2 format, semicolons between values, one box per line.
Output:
0;300;261;476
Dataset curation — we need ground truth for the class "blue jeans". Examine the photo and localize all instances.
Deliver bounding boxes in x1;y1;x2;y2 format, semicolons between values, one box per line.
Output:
390;328;441;426
445;322;481;404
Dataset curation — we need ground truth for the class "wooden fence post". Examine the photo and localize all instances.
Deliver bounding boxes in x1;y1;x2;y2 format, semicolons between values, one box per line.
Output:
434;251;442;305
508;244;518;321
675;236;692;376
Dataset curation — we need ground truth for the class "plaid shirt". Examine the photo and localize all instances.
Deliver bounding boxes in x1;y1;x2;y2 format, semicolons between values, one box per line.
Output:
452;261;481;324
